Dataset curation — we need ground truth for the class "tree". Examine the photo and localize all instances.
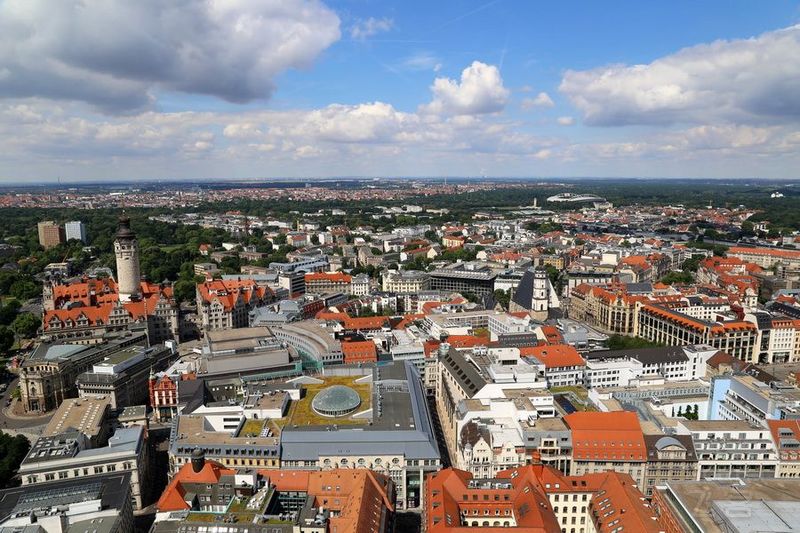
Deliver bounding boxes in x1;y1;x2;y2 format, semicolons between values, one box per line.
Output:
606;334;662;350
0;433;31;488
0;325;14;353
11;312;38;339
660;270;693;285
9;280;39;301
494;289;511;310
173;279;197;304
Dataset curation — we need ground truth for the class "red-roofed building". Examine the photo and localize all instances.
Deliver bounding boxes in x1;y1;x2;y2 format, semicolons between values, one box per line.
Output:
342;340;378;364
305;272;353;294
768;419;800;478
424;465;660;533
196;278;275;331
520;344;585;387
42;279;179;344
564;412;647;486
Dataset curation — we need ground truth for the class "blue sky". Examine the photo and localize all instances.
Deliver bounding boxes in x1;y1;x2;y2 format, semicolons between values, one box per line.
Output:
0;0;799;181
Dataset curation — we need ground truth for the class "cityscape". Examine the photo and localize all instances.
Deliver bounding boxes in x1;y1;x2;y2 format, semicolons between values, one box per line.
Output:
1;2;800;533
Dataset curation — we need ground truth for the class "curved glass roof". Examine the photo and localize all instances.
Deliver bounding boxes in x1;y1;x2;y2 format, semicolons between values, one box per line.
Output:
312;385;361;415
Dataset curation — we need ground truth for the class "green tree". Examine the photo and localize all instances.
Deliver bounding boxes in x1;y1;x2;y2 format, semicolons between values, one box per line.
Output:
0;325;14;353
173;279;198;304
9;280;39;301
660;270;693;285
0;433;31;488
494;289;511;310
11;312;39;339
606;334;662;350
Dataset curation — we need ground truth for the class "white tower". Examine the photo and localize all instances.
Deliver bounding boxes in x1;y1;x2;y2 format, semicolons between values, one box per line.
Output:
114;216;141;302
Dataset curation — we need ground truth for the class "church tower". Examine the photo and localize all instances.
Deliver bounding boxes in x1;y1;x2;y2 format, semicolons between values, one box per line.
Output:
114;216;141;302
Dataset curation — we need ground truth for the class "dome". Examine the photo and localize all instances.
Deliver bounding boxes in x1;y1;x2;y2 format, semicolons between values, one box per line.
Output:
311;385;362;417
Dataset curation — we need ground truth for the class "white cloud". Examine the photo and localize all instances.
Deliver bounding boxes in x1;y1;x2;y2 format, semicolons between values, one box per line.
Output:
0;0;341;112
557;116;575;126
350;17;393;40
521;92;554;110
422;61;510;115
560;25;800;126
400;52;442;72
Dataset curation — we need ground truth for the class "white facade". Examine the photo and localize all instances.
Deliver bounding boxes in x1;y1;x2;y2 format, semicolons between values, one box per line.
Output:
65;220;87;243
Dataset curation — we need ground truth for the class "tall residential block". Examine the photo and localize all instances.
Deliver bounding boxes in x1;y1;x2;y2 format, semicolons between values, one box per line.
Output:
64;220;87;243
37;220;64;249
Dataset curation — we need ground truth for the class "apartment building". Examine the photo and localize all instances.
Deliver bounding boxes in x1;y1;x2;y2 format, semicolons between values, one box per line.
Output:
382;270;431;293
304;272;352;294
676;419;778;480
37;220;64;249
728;246;800;271
196;278;274;331
642;434;698;497
768;419;800;478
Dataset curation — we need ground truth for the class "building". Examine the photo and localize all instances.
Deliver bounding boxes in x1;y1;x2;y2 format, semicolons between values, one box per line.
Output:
710;373;800;426
510;268;559;320
18;425;149;509
564;411;647;486
642;434;698;497
729;246;800;272
652;478;800;533
768;419;800;478
42;395;113;447
424;465;662;533
278;363;441;510
196;278;275;331
198;327;301;380
584;345;716;388
64;220;87;243
522;345;586;388
37;220;64;249
0;473;134;532
304;272;352;294
153;456;394;533
273;321;343;369
636;303;758;362
430;263;497;297
149;364;196;422
76;343;175;408
382;270;431;293
19;332;148;413
341;340;378;364
569;283;646;335
676;419;779;480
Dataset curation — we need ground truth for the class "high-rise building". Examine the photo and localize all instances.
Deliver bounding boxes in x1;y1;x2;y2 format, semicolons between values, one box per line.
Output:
114;217;141;302
64;220;87;243
37;220;64;249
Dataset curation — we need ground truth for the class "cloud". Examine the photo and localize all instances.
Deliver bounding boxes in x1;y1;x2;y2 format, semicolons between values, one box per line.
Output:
521;92;554;110
557;116;575;126
350;17;393;40
0;0;341;112
400;52;442;72
422;61;510;115
560;25;800;126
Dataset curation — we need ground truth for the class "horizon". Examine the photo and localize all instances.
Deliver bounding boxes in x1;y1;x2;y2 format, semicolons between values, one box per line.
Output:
0;1;799;182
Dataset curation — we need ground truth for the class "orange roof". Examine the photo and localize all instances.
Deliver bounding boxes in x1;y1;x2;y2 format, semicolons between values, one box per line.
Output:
343;316;390;330
521;344;585;369
768;420;800;461
341;340;378;363
446;335;490;349
197;278;272;311
564;412;646;462
305;272;352;283
156;459;236;512
729;246;800;260
539;325;564;345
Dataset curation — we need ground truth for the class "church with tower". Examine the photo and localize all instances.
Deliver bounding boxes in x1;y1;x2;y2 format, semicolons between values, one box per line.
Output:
41;216;180;345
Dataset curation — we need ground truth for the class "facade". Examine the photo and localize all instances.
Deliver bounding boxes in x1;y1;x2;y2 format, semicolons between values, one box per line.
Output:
642;434;698;497
569;283;645;335
728;246;800;271
676;419;779;480
64;220;87;243
510;267;558;320
0;473;134;532
768;419;800;478
19;425;149;509
19;332;148;413
304;271;352;294
636;303;758;362
42;275;180;345
196;278;274;331
522;344;586;387
37;220;64;249
424;465;661;533
430;263;497;297
76;343;175;408
711;374;800;426
382;270;431;293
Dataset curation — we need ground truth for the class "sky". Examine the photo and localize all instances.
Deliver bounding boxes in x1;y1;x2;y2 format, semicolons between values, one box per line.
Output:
1;0;799;182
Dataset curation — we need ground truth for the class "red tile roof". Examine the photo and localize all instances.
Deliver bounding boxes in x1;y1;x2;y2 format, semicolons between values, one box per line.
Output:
564;412;646;462
521;344;585;369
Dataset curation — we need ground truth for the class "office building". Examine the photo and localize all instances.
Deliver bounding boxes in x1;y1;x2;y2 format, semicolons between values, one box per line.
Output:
37;220;64;249
64;220;87;243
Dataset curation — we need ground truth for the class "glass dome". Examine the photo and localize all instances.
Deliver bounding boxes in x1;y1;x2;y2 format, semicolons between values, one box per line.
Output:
311;385;362;417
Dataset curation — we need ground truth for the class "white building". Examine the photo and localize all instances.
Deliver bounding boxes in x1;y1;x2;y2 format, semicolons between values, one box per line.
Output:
65;220;87;243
